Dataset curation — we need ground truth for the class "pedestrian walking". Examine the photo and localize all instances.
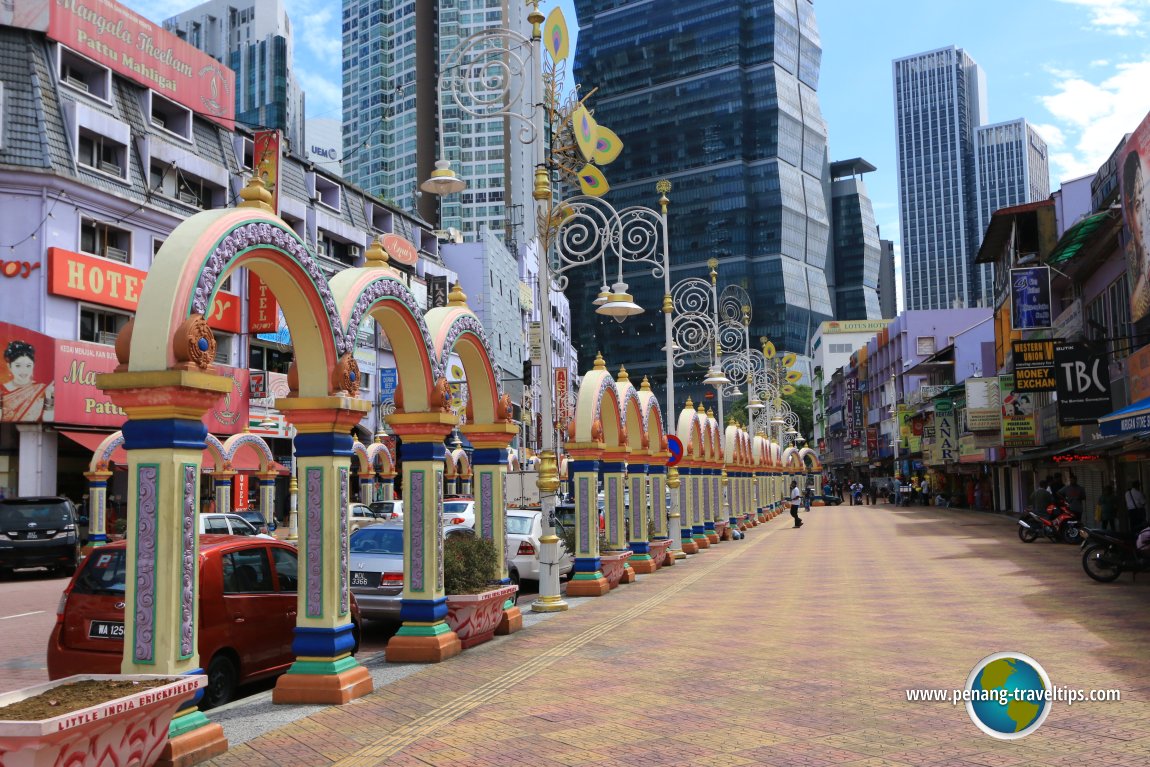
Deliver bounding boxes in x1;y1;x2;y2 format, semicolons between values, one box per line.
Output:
1027;479;1053;518
1125;481;1146;533
1057;473;1086;521
790;480;803;528
1098;483;1118;532
802;484;812;512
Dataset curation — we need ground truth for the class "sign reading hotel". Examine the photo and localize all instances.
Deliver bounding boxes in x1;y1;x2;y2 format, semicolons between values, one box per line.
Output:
247;273;278;334
1011;340;1057;391
48;248;241;333
43;0;236;128
821;320;890;334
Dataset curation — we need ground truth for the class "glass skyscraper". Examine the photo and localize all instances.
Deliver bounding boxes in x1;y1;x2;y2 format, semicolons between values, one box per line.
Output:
830;158;882;320
893;46;987;311
571;0;834;388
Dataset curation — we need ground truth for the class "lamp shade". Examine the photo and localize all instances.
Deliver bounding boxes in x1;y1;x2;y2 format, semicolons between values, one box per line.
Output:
592;285;611;306
748;397;765;411
595;281;643;322
420;159;466;195
703;366;730;386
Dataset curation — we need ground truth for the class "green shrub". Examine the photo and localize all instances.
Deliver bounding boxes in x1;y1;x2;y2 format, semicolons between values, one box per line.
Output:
443;534;499;595
111;517;128;535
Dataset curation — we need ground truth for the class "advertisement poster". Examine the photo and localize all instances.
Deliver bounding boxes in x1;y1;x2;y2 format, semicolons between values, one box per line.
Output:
1000;374;1037;447
0;323;55;423
965;377;1002;431
1053;342;1112;425
1010;267;1053;330
44;0;235;128
1119;108;1150;323
53;339;248;433
378;368;398;404
1011;340;1057;392
1129;343;1150;403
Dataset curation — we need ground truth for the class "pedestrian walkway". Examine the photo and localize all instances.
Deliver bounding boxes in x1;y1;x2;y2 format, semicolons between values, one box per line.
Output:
207;505;1150;766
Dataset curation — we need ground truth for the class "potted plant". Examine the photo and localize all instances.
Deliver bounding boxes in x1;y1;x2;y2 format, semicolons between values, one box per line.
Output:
443;535;517;649
0;674;206;767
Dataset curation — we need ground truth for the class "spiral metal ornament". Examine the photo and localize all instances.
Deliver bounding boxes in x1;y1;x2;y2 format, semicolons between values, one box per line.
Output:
440;29;539;145
717;318;746;357
718;284;751;326
670;277;714;317
615;206;665;280
551;196;615;292
669;313;715;369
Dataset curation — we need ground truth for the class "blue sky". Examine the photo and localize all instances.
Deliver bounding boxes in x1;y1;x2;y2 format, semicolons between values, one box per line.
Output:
128;0;1150;255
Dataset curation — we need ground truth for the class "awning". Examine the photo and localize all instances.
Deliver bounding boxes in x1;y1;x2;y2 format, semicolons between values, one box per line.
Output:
1098;396;1150;437
1047;212;1112;266
60;430;286;473
1076;430;1150;454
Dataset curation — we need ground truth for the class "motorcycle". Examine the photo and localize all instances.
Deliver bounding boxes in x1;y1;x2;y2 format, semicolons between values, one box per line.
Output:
1080;528;1150;582
1017;499;1081;544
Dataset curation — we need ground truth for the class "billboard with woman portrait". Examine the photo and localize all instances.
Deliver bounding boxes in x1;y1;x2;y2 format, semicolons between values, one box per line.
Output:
1120;110;1150;323
0;323;55;423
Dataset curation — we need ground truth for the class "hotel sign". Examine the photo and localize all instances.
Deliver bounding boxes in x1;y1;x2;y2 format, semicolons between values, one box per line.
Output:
48;248;241;333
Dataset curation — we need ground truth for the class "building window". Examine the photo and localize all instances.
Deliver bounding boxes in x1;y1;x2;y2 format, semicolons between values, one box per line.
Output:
80;307;131;345
77;131;127;179
147;92;193;140
58;47;111;101
249;343;293;374
80;218;131;263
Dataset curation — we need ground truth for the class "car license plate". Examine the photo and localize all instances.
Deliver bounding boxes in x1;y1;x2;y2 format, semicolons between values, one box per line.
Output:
350;571;377;588
88;620;124;639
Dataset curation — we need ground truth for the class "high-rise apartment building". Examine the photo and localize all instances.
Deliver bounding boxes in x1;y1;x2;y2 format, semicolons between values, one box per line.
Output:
572;0;834;387
972;119;1050;306
877;238;897;319
165;0;305;152
893;46;987;311
341;0;533;243
829;158;882;321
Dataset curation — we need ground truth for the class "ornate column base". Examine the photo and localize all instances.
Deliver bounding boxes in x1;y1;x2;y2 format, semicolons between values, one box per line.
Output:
709;521;725;544
566;571;610;597
628;554;657;574
156;714;227;767
272;659;373;704
692;527;711;549
496;603;523;635
386;622;462;663
620;563;638;583
721;525;734;541
680;536;699;555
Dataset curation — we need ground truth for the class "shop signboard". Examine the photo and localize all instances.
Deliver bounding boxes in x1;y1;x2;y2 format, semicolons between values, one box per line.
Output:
1126;343;1150;403
1011;340;1057;392
378;368;398;404
958;434;986;464
427;275;450;309
48;248;241;333
866;427;878;458
556;368;570;428
0;322;55;423
1053;341;1112;425
1010;267;1053;330
935;404;957;463
53;338;248;433
247;273;279;334
965;377;1002;431
1000;374;1036;447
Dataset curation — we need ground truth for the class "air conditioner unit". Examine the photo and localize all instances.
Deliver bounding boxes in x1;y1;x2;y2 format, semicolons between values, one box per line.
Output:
316;242;329;257
178;190;199;205
152;115;166;129
64;75;89;92
98;159;121;174
97;331;118;346
103;246;128;262
347;245;362;260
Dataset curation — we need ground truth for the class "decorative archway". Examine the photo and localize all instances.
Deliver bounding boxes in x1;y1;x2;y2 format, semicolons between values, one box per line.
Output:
367;438;396;500
566;353;624;597
676;399;704;554
632;377;670;570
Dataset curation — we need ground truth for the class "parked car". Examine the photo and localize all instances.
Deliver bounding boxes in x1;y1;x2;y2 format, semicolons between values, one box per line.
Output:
48;535;361;708
347;503;377;533
199;512;274;540
368;500;403;520
349;521;474;621
236;510;277;536
505;508;574;585
442;498;475;528
0;496;83;577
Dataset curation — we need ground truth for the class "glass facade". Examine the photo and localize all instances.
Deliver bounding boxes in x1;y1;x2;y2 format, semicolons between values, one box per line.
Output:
571;0;833;390
830;166;882;320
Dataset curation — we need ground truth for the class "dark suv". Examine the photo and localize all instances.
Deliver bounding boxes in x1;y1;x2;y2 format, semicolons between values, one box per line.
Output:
0;497;82;577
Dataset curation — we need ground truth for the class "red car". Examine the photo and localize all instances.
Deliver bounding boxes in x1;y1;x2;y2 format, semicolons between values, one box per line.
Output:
47;535;360;708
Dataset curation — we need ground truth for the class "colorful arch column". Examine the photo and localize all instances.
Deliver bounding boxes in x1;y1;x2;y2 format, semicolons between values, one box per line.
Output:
272;397;373;704
259;472;277;529
627;459;655;574
694;405;712;549
566;449;609;597
97;370;231;765
463;422;522;636
379;468;395;500
358;472;375;504
83;469;112;547
213;470;235;515
384;411;463;662
677;461;698;555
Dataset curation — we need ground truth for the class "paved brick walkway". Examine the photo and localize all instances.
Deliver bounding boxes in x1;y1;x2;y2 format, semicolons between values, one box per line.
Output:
208;505;1150;766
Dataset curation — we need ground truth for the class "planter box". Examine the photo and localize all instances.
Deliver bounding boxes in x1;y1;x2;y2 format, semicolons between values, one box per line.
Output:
649;538;673;568
599;550;633;589
446;585;519;649
0;674;205;767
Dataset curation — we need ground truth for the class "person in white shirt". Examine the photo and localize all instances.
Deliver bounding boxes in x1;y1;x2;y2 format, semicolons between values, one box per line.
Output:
790;481;803;528
1126;481;1147;533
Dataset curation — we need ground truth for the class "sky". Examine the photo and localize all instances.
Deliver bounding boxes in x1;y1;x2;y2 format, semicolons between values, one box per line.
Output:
125;0;1150;271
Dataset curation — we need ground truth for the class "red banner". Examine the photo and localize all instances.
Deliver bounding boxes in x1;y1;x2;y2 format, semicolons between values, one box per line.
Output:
0;323;56;423
232;474;250;509
53;338;249;433
45;0;235;128
866;427;878;458
247;273;279;334
555;368;569;427
48;248;241;333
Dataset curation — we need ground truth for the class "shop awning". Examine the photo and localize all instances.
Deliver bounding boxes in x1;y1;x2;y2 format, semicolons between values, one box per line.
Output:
1077;430;1150;454
1047;211;1111;266
1098;396;1150;437
61;430;286;473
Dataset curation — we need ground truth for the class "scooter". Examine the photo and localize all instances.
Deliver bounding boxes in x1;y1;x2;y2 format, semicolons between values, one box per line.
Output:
1080;528;1150;582
1017;499;1081;544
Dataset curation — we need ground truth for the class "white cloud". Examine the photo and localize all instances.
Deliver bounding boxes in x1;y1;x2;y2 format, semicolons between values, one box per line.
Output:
1090;59;1112;66
1039;59;1150;183
1054;0;1150;35
296;68;342;120
1029;122;1066;150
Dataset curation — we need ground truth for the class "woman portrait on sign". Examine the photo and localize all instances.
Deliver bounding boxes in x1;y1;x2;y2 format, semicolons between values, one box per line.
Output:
1;340;55;423
1122;150;1150;322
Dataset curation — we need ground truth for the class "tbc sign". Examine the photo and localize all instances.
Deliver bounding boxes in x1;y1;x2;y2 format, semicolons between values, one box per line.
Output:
1053;342;1112;425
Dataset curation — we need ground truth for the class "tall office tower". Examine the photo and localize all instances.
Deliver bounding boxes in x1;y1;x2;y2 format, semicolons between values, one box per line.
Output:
893;46;987;311
572;0;834;387
829;158;882;320
877;238;897;319
165;0;305;151
972;119;1050;306
341;0;533;242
